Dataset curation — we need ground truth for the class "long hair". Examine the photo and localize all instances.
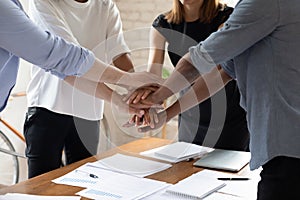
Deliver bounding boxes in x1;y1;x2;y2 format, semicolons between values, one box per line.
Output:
165;0;224;24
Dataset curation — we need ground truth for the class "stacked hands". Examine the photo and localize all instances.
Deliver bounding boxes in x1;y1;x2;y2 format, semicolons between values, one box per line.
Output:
123;86;166;132
116;83;168;133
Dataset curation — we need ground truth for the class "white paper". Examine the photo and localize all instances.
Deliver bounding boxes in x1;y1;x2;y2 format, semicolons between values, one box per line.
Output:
90;153;172;177
76;175;169;200
52;162;169;200
166;173;226;199
140;142;214;163
194;169;261;199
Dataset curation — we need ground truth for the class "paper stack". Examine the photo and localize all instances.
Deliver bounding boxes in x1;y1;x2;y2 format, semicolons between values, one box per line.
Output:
90;153;172;177
141;142;214;163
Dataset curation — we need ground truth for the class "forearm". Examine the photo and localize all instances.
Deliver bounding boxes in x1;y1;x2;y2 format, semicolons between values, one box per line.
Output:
150;53;200;104
64;76;114;102
113;53;134;72
165;66;232;122
81;57;129;84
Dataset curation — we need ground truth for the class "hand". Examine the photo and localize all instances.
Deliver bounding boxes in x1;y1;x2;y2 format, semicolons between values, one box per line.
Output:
127;92;164;109
137;110;167;132
123;107;160;128
111;92;145;117
123;86;158;104
117;71;164;89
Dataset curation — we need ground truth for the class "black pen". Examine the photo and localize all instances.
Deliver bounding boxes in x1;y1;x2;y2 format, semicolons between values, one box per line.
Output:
217;177;250;181
75;169;99;178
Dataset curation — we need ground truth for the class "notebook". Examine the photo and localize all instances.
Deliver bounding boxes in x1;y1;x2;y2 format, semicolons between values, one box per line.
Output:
144;142;213;163
193;149;251;172
166;172;226;199
89;153;172;177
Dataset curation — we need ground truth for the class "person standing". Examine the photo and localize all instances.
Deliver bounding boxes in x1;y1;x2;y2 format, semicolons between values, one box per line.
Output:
24;0;135;178
137;0;300;199
130;0;249;151
0;0;162;115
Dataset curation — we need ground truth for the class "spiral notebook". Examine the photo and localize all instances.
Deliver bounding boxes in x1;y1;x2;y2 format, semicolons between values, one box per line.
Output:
166;172;226;199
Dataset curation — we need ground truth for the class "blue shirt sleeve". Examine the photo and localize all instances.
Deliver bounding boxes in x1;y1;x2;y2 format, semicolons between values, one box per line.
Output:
0;0;95;79
220;59;236;79
189;0;279;73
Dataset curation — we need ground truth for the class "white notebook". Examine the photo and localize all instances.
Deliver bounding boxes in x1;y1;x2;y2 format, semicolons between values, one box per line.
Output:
142;142;213;163
166;172;226;199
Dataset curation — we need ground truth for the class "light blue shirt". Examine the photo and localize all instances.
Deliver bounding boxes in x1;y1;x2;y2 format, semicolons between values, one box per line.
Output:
189;0;300;169
0;0;95;112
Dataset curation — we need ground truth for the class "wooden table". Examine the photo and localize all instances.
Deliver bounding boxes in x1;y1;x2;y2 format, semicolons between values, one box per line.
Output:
0;137;251;199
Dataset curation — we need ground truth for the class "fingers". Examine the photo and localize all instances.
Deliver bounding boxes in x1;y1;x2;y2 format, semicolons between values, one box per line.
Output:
129;102;163;109
132;90;145;104
128;106;144;117
138;125;154;133
123;88;155;104
141;90;152;100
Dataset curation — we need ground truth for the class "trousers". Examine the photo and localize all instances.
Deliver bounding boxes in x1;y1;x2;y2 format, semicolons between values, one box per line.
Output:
24;107;100;178
257;156;300;200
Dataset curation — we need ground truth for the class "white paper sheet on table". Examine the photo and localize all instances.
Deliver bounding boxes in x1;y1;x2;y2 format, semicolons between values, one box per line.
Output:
75;175;168;200
194;169;261;199
0;193;80;200
52;162;169;200
90;153;172;177
140;142;214;163
141;187;243;200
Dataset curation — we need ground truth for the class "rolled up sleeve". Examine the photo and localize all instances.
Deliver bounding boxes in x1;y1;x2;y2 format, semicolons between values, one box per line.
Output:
189;0;279;74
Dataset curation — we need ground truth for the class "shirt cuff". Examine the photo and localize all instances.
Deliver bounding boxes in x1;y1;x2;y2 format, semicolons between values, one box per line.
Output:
220;59;236;79
76;49;96;77
189;44;217;74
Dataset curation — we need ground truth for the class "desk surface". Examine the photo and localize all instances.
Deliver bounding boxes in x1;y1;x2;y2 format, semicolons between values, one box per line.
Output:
0;137;250;199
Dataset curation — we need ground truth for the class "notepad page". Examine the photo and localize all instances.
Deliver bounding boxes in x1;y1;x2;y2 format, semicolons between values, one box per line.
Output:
154;142;213;160
166;173;225;199
90;153;171;177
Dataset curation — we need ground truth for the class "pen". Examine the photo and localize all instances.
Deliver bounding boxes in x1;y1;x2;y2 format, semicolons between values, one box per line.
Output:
75;169;99;179
217;177;250;181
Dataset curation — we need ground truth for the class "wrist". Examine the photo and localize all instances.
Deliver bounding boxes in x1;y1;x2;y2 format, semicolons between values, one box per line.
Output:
149;91;164;105
165;101;180;122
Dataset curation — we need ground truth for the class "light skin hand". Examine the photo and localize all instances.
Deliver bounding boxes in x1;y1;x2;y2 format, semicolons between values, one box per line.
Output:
137;109;167;132
123;107;160;128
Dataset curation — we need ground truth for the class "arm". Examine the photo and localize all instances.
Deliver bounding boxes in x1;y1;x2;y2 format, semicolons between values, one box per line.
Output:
142;53;201;106
64;76;144;116
122;27;167;104
147;27;166;77
137;0;279;106
113;53;134;72
138;65;232;132
0;1;93;79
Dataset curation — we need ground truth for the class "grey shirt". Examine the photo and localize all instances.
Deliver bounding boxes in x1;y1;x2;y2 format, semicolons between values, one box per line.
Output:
189;0;300;170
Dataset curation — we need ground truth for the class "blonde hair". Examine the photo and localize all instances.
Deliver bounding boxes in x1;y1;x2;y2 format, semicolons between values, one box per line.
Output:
165;0;224;24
